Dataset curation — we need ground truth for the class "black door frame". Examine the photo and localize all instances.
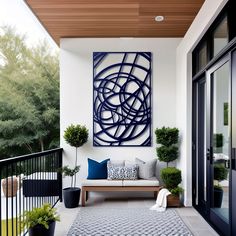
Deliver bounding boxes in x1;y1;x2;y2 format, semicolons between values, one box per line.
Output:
192;77;207;217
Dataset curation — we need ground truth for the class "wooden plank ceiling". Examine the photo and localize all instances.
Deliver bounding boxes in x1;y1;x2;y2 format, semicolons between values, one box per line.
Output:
24;0;205;45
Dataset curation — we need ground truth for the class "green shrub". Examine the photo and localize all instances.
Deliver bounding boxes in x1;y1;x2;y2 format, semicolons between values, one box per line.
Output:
21;203;60;230
156;146;178;165
170;186;184;196
161;167;182;190
155;127;179;146
214;164;228;182
64;124;88;148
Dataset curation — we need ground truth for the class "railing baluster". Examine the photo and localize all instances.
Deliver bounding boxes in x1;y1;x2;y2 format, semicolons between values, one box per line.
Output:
11;164;14;236
15;162;18;236
59;149;63;202
6;166;8;236
39;155;42;207
19;160;22;236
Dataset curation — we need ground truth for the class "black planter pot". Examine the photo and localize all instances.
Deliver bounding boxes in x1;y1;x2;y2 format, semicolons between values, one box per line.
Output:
63;187;81;208
29;221;55;236
214;187;223;208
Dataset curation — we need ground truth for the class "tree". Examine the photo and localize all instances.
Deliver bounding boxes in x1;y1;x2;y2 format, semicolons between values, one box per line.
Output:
0;26;59;158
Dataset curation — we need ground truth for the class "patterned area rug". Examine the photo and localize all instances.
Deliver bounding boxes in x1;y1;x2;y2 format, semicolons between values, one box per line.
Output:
67;208;192;236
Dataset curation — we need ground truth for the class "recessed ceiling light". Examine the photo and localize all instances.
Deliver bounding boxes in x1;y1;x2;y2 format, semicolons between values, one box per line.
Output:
155;16;164;22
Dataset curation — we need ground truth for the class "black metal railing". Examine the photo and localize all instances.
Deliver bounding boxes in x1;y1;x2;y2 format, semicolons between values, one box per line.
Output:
0;148;63;236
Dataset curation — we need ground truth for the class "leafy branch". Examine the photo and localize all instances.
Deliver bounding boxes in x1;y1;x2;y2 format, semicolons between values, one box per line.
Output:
58;165;80;188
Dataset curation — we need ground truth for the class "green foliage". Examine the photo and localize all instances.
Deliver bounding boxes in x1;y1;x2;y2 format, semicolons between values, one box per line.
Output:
155;126;183;195
170;186;184;196
155;127;179;147
155;127;179;166
58;165;80;188
213;133;223;148
64;124;88;148
59;165;80;177
0;26;59;158
21;203;60;230
214;164;228;183
156;146;178;164
214;185;223;190
161;167;182;190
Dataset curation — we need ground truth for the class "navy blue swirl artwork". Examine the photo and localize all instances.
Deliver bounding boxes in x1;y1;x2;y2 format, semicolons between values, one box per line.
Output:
93;52;151;146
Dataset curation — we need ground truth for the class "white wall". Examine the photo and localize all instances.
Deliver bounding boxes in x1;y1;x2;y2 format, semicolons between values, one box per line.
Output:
176;0;228;206
60;38;180;192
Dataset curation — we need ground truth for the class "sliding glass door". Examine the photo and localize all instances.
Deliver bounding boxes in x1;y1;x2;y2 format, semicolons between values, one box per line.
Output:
207;57;230;234
193;56;231;235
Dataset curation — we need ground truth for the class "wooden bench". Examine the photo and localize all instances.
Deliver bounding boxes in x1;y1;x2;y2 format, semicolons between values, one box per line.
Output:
81;186;162;206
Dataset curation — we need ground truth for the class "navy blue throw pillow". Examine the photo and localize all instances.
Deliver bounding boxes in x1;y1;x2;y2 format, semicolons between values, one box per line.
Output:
87;158;110;179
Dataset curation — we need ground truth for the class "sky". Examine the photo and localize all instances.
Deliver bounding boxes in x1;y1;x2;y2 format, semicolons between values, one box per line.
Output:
0;0;58;49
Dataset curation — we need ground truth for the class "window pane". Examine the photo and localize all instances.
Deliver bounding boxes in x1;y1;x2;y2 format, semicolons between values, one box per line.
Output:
198;43;207;71
213;16;228;57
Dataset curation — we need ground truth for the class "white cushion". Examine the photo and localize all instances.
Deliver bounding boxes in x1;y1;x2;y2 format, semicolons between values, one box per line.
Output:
123;177;159;187
81;179;123;186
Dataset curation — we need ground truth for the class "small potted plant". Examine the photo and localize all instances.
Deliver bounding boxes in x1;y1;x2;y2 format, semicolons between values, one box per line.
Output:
155;127;183;206
214;164;228;207
61;124;88;208
21;203;60;236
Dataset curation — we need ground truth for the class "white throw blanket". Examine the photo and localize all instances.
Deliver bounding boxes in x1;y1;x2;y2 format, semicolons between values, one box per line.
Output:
150;188;171;212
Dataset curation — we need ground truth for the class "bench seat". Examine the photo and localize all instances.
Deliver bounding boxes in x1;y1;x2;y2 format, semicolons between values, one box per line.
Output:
81;178;161;206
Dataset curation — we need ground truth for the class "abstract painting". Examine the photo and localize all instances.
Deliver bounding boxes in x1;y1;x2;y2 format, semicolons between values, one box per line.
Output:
93;52;151;146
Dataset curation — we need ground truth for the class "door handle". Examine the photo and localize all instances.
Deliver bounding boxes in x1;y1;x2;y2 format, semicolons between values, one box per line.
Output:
232;148;236;170
207;147;213;164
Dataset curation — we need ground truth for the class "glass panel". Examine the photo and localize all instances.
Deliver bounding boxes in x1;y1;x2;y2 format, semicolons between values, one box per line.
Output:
198;43;208;71
212;61;230;223
193;42;207;75
213;16;228;57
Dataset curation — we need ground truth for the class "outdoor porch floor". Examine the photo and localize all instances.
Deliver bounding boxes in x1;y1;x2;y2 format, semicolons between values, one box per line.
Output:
55;197;219;236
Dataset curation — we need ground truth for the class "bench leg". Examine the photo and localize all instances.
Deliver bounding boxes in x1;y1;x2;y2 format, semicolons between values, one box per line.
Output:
82;188;86;207
86;191;89;201
154;191;158;199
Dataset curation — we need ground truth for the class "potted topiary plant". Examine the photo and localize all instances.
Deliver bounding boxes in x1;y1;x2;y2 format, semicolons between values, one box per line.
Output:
61;124;88;208
155;127;183;206
214;164;228;207
21;203;60;236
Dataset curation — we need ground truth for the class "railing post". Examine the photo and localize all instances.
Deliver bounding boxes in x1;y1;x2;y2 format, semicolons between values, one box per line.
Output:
58;149;63;202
